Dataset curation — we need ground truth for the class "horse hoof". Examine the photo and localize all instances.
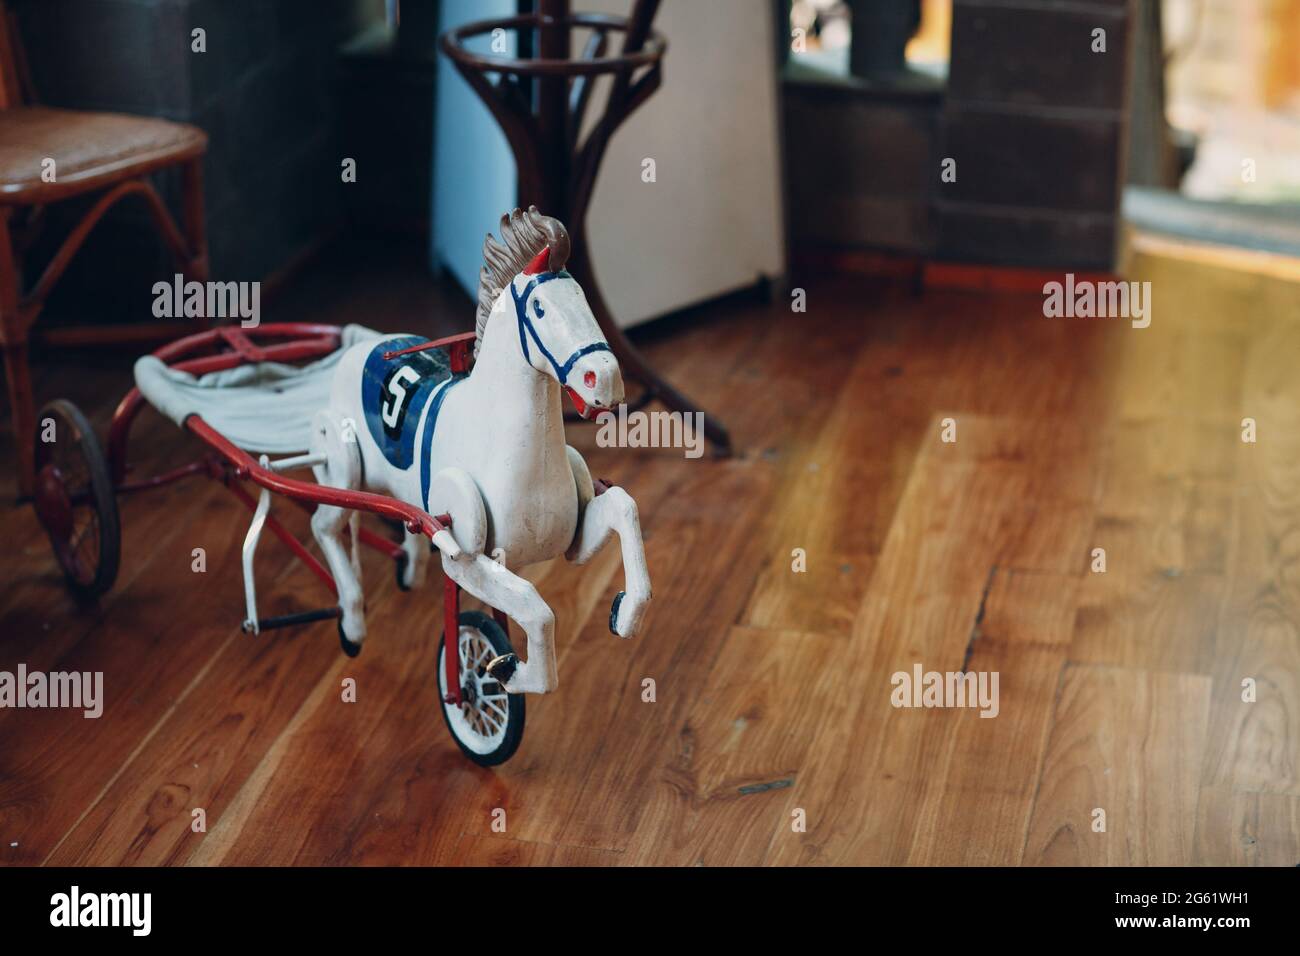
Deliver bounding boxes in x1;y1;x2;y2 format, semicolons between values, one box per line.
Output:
609;591;626;636
395;553;410;592
486;653;518;685
337;619;362;658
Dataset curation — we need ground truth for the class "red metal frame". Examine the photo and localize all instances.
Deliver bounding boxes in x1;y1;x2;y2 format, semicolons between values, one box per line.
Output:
114;459;211;495
382;330;475;375
103;322;484;705
225;480;338;595
444;574;461;705
109;323;341;486
187;417;451;539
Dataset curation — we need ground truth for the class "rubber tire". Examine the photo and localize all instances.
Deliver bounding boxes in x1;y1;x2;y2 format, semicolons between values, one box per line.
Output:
438;610;525;767
33;399;120;600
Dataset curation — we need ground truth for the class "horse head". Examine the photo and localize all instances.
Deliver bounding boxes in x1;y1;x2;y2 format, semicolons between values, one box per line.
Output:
478;207;624;418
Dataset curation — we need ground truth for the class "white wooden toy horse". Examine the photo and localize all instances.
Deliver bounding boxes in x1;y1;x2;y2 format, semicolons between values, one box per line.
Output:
309;207;651;694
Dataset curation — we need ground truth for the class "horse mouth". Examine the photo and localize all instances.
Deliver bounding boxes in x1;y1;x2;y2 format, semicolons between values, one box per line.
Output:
564;386;605;420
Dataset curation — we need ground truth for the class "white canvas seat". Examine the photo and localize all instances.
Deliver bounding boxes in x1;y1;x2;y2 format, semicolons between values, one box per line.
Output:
133;324;382;454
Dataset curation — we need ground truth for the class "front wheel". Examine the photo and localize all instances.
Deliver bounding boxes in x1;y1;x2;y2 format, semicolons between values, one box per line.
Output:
437;611;525;766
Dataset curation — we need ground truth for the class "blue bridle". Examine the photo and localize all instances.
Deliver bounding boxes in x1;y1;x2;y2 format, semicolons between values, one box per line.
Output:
417;271;609;511
510;270;611;384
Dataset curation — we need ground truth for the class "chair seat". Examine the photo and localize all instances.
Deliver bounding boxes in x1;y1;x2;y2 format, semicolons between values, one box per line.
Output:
0;106;206;204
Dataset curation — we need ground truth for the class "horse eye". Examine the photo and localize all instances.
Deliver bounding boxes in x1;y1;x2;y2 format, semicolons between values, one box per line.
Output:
533;299;546;320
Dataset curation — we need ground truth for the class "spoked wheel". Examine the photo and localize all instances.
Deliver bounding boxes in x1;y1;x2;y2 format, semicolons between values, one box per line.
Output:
437;610;525;766
31;399;121;600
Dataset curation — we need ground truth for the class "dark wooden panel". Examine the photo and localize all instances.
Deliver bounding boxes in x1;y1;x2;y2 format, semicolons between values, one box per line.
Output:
933;0;1135;267
958;0;1130;12
941;107;1124;212
784;83;940;252
949;1;1130;112
789;194;936;254
935;201;1117;268
976;0;1130;7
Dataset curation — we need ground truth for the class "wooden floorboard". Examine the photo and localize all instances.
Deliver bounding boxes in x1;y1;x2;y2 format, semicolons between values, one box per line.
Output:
1023;663;1212;865
1;238;1298;866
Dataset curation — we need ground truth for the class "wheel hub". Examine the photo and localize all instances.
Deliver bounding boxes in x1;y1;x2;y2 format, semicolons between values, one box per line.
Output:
460;678;477;706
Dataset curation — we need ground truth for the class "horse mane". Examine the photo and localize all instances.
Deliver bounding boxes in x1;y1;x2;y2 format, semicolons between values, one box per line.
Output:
476;206;571;357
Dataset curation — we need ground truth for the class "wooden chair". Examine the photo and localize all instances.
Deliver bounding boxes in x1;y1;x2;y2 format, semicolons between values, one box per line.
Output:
0;2;208;495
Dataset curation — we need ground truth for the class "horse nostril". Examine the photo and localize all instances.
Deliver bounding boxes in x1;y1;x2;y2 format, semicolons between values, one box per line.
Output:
584;370;597;389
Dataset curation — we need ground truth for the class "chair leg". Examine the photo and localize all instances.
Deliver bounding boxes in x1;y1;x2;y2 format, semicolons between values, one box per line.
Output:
181;157;209;282
2;338;35;497
0;209;36;496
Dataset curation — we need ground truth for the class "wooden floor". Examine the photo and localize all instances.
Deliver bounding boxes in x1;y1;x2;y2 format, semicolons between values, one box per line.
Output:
1;235;1298;866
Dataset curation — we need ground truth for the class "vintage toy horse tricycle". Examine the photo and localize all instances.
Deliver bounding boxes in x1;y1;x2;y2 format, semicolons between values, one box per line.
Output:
30;208;652;766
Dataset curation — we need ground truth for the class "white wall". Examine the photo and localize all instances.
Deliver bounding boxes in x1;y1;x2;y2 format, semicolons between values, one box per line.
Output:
433;0;787;328
582;0;787;327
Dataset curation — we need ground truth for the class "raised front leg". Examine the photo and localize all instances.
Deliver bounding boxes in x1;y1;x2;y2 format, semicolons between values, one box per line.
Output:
440;551;558;694
566;482;652;640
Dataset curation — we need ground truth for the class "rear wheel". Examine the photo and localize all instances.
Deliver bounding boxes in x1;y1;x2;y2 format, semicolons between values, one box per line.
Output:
437;611;525;766
31;399;120;600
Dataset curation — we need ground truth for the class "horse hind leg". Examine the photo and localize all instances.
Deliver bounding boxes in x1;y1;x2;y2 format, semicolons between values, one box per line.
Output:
310;411;368;655
398;527;429;590
400;464;484;592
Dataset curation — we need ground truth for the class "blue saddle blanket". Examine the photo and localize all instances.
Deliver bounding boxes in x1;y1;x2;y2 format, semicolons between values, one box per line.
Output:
360;335;460;472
